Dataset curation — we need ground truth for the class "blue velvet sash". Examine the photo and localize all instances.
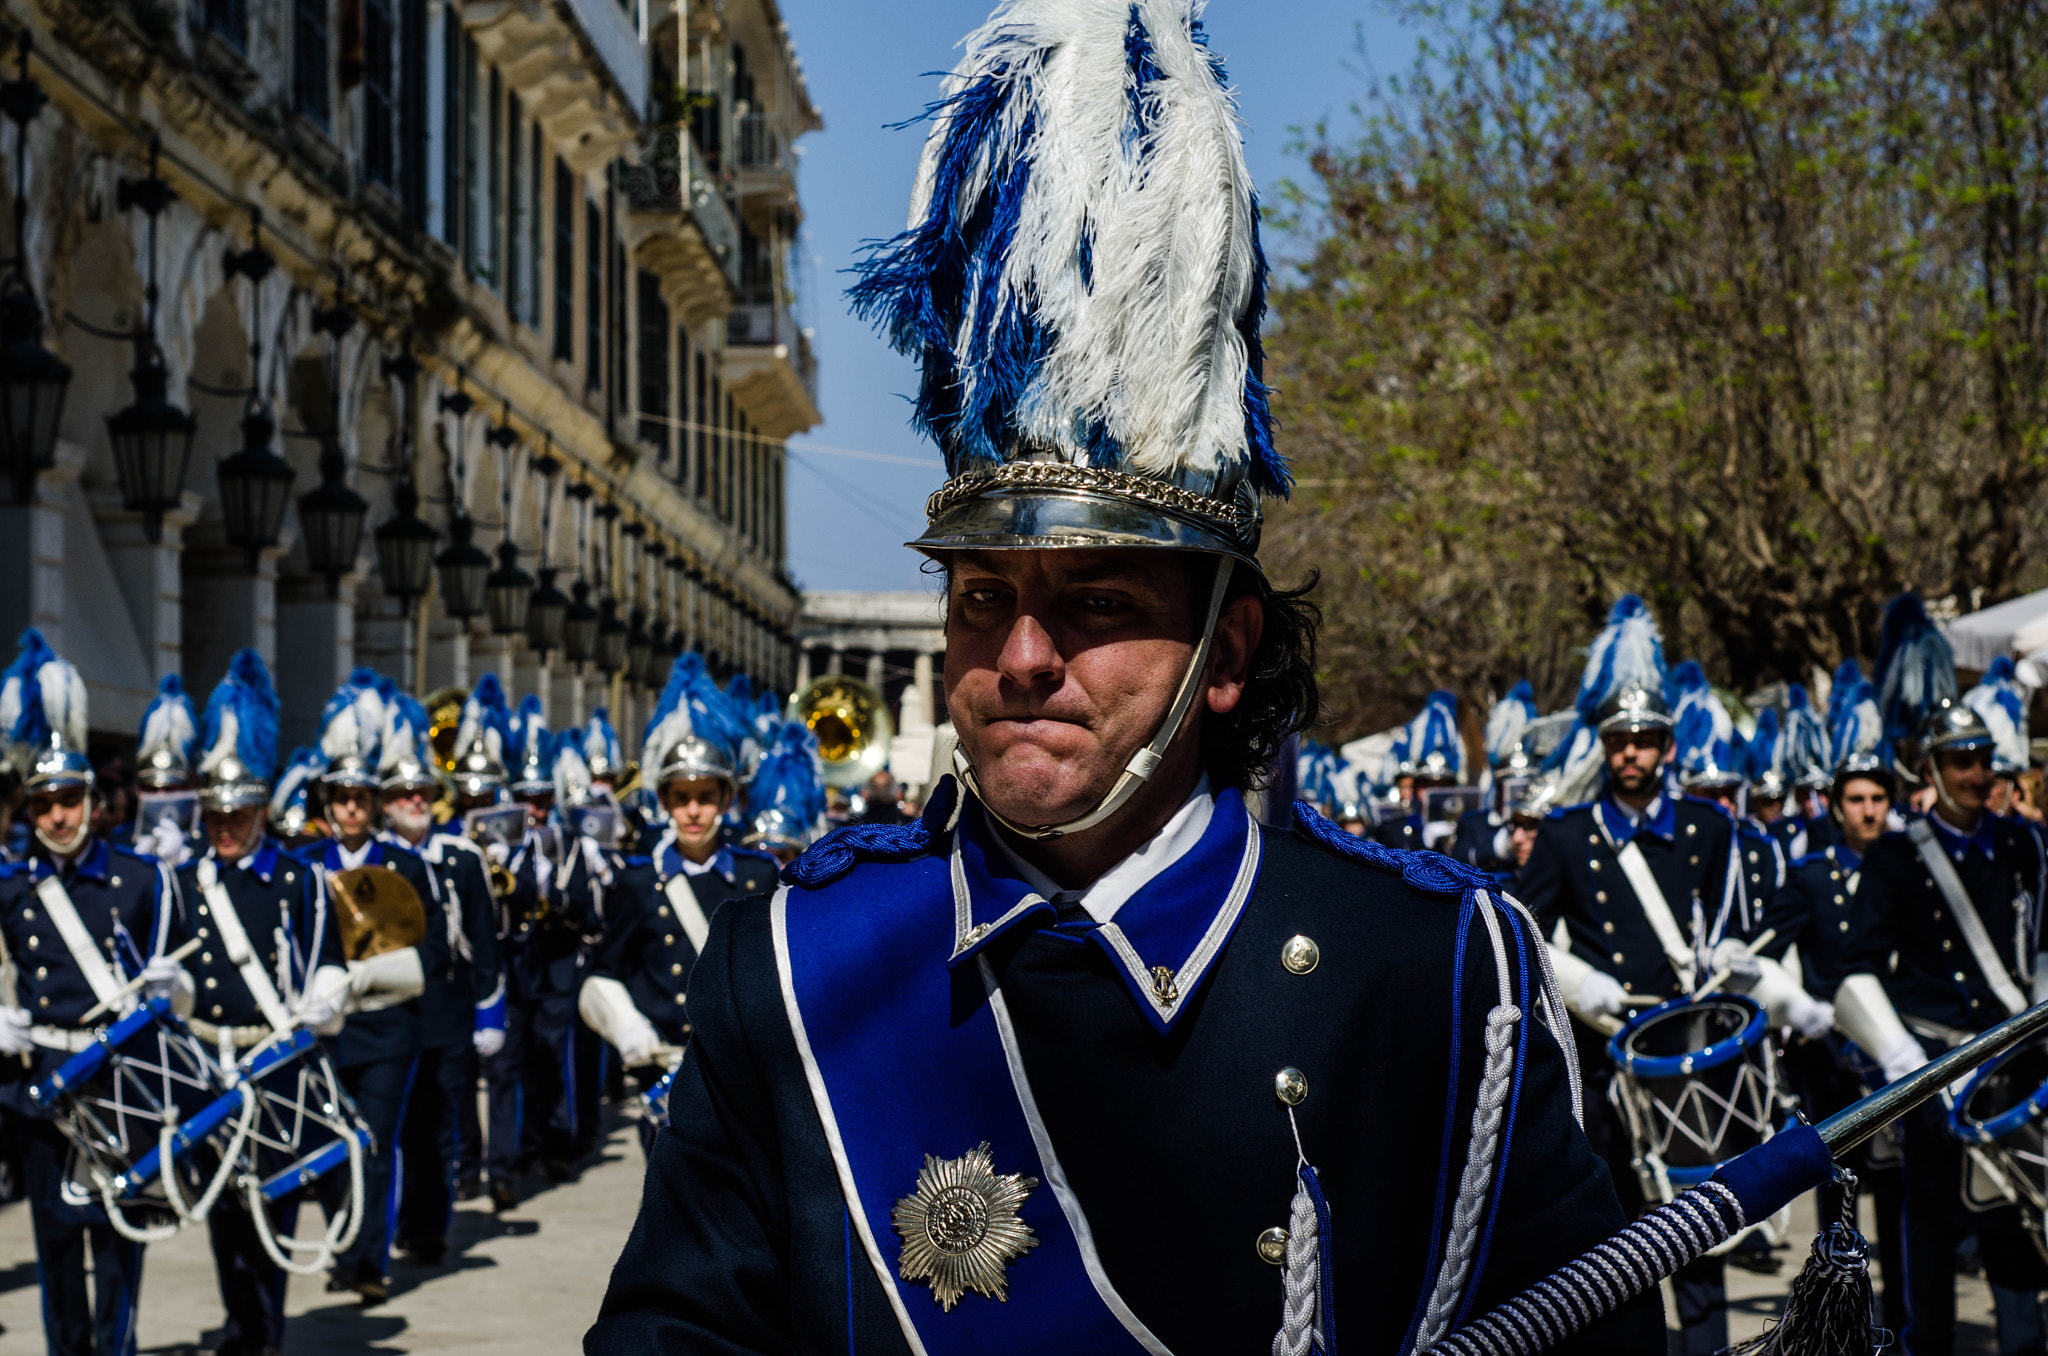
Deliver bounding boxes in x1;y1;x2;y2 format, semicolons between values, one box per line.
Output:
775;849;1166;1355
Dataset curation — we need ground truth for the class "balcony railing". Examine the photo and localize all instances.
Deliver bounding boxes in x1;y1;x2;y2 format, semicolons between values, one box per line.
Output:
737;113;786;172
626;125;742;289
728;287;817;402
562;0;648;117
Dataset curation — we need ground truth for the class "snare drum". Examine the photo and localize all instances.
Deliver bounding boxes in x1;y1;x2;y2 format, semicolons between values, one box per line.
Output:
29;998;227;1235
1608;993;1788;1199
1948;1036;2048;1260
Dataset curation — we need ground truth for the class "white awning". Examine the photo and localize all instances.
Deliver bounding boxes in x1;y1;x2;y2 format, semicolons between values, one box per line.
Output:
1946;587;2048;675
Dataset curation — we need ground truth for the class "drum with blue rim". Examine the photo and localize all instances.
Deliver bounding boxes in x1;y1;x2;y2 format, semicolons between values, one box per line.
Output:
1607;992;1787;1199
1947;1036;2048;1260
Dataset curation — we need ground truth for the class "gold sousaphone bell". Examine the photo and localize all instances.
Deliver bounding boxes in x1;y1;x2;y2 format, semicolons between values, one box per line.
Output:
330;866;429;962
791;674;894;789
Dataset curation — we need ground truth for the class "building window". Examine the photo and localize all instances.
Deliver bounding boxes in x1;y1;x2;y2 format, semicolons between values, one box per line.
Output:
554;158;575;362
484;68;503;291
528;124;543;327
708;370;724;509
203;0;247;51
400;0;428;224
638;271;671;458
585;197;602;392
362;0;396;187
676;324;692;488
722;388;735;523
293;0;330;127
693;350;708;497
438;6;460;246
461;39;495;285
507;100;524;318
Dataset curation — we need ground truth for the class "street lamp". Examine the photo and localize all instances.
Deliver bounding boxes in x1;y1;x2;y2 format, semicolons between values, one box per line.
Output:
374;475;437;610
564;577;599;664
527;566;569;656
596;595;629;675
106;142;195;544
298;437;368;594
435;513;490;621
215;210;294;566
0;36;68;503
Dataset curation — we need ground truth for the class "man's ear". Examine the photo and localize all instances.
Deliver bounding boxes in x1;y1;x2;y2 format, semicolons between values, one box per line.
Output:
1205;594;1264;716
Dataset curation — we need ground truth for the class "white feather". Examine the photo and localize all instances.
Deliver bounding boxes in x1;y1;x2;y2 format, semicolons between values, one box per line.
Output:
141;698;197;762
1484;699;1529;764
35;659;87;750
640;707;696;772
0;677;20;743
201;710;241;774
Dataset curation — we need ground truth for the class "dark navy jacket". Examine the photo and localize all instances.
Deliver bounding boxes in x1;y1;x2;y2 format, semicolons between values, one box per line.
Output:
385;831;503;1050
588;800;1658;1355
504;829;590;1001
1517;795;1736;1000
306;838;449;1067
1844;811;2048;1035
171;839;335;1031
591;836;778;1047
1450;808;1515;877
0;838;173;1117
1779;844;1864;1000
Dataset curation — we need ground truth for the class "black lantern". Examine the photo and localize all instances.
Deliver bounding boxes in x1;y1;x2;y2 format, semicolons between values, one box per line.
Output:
436;513;490;620
298;438;369;594
640;618;670;686
215;400;294;565
527;566;569;656
564;578;600;664
108;145;193;544
0;38;67;502
374;476;437;611
626;606;653;685
596;596;629;674
486;538;533;636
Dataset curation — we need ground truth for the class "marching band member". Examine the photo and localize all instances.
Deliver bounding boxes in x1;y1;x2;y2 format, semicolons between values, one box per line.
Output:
1836;594;2048;1356
378;688;505;1260
302;671;447;1304
740;721;828;865
591;4;1655;1349
173;649;337;1356
0;634;182;1356
1780;681;1835;858
1452;681;1539;876
122;674;200;863
1371;689;1464;852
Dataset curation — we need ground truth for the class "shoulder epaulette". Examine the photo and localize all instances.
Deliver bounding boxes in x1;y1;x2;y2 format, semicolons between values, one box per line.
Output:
1552;800;1596;820
783;779;958;889
622;853;653;869
1291;801;1496;897
0;860;28;881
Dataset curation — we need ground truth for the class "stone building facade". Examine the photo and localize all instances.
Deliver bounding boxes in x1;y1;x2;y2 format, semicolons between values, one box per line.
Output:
0;0;817;759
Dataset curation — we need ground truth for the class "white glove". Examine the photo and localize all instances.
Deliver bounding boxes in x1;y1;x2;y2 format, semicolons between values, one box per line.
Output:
294;992;340;1032
145;819;191;868
0;1006;31;1055
139;955;184;1003
1786;994;1835;1041
1877;1032;1929;1086
2031;962;2048;1007
1577;969;1629;1020
472;1026;505;1059
485;841;510;867
617;1024;659;1069
1709;940;1763;993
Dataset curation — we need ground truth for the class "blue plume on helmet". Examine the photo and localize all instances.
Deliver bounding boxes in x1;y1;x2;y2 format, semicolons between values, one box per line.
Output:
458;673;514;767
1829;673;1884;773
583;708;622;770
746;721;827;832
138;674;200;768
1964;655;2030;772
199;649;280;783
1675;695;1742;788
1782;684;1831;784
1295;739;1339;806
1824;659;1863;733
1407;689;1465;780
317;666;387;765
1874;592;1956;764
509;695;552;770
270;744;327;819
1484;681;1537;768
375;678;433;774
1;629;58;751
1743;708;1783;785
645;654;750;769
1577;596;1667;725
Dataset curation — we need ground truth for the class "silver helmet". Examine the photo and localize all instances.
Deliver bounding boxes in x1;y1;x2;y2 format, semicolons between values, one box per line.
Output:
317;670;387;791
197;651;280;813
136;675;199;791
1595;683;1673;738
12;644;91;795
1919;699;1996;762
657;733;736;790
742;806;812;855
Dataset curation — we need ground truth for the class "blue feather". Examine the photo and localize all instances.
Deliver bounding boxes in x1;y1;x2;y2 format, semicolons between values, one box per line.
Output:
1874;592;1956;755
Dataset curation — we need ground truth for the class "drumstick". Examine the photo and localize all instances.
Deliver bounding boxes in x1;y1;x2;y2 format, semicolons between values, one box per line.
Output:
79;938;204;1024
1696;928;1778;998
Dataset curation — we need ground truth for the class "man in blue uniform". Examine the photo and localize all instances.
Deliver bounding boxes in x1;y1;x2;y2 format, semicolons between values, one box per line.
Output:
0;633;183;1356
1834;596;2048;1356
379;689;505;1261
173;648;339;1356
590;6;1655;1351
300;672;448;1303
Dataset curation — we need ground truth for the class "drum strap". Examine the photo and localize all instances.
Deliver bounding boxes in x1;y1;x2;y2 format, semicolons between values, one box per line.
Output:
34;874;126;1009
197;858;296;1033
1614;841;1697;991
1908;819;2027;1017
664;874;711;954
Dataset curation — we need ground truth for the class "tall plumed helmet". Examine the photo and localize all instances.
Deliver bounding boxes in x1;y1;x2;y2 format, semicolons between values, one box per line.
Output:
851;0;1287;568
582;707;623;784
1673;685;1743;792
1829;671;1888;787
137;674;200;790
1294;739;1339;809
377;681;441;795
317;666;388;790
1405;690;1464;784
1874;592;1957;778
0;629;56;770
1485;681;1538;771
198;649;280;812
1963;655;2031;774
13;636;91;794
452;673;512;799
744;721;828;853
507;695;554;798
1781;684;1831;791
1743;708;1788;800
1544;596;1671;806
553;731;595;809
641;653;742;789
270;745;327;837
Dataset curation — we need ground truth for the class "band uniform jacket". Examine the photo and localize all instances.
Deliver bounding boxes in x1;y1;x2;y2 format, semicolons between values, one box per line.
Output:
170;839;336;1038
1778;844;1865;1001
591;836;779;1047
588;789;1658;1355
305;840;449;1068
1843;811;2048;1036
394;832;503;1050
1516;796;1736;1001
0;838;173;1117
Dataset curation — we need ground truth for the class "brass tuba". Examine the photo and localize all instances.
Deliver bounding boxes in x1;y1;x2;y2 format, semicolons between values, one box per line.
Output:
791;675;895;789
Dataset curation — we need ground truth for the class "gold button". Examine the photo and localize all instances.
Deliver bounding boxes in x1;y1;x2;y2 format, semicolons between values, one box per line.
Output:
211;1005;223;1017
671;963;683;975
1955;971;1968;982
1589;860;1601;873
1839;921;1849;932
1834;895;1845;905
202;952;213;964
1622;981;1634;993
205;977;218;989
1256;1227;1290;1265
674;992;686;1004
1595;891;1608;904
1275;1067;1308;1106
1942;940;1952;953
198;906;208;917
27;936;38;949
1281;935;1320;975
285;872;295;882
110;876;121;887
658;906;669;917
198;928;209;939
37;995;48;1008
1686;824;1697;836
1831;871;1841;881
1588;835;1599;846
1689;856;1699;866
34;966;45;979
1602;921;1615;934
19;907;30;919
665;934;676;946
1611;952;1625;965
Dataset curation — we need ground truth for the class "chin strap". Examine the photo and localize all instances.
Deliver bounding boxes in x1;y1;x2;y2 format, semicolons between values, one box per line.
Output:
35;818;92;859
1929;757;1975;825
961;557;1236;842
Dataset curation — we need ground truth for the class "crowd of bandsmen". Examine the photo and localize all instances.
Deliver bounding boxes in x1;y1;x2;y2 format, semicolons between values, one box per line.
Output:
0;631;825;1356
1297;593;2048;1355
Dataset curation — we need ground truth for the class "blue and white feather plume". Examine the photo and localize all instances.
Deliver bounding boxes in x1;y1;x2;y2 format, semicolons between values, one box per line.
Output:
199;650;280;783
1964;655;2030;772
138;675;200;771
1874;593;1956;766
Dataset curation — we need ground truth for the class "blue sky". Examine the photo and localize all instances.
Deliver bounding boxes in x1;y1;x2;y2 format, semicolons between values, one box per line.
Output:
772;0;1420;593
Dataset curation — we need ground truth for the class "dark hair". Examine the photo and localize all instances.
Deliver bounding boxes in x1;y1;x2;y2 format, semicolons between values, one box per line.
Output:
1195;559;1322;792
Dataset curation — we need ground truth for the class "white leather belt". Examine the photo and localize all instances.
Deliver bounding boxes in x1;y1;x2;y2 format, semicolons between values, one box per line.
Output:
29;1025;99;1053
186;1018;273;1048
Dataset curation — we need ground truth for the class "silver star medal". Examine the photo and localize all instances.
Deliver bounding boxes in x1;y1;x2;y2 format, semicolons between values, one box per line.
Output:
891;1142;1039;1310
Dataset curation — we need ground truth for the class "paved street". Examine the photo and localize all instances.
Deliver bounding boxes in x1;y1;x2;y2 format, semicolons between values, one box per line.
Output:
0;1103;2003;1353
0;1105;646;1355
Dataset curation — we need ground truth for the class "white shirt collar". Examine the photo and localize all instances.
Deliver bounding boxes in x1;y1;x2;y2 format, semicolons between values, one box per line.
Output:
988;775;1215;924
335;838;375;871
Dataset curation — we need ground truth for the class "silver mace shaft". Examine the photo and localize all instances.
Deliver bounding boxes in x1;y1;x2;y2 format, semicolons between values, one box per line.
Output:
1423;999;2048;1356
